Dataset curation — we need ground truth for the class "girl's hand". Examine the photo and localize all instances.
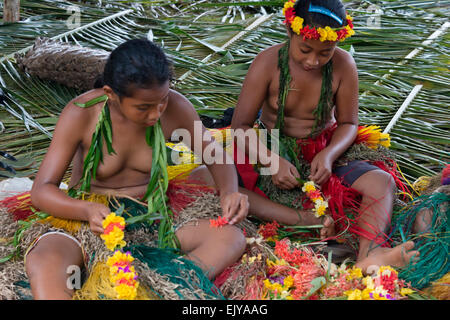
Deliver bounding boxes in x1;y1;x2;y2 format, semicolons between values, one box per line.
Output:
84;202;110;235
271;156;301;190
309;149;333;185
220;192;249;225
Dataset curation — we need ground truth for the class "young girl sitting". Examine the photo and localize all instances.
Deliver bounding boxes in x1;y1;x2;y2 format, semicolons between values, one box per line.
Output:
193;0;420;274
23;38;249;299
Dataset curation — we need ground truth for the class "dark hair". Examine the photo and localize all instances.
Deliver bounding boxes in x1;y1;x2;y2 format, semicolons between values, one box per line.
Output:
294;0;347;29
94;38;173;97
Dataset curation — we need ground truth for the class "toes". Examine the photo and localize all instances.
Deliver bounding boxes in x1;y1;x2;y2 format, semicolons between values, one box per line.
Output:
403;240;415;251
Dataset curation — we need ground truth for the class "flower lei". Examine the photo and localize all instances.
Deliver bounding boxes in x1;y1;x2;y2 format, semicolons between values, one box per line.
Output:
282;0;355;42
101;211;139;300
301;181;328;218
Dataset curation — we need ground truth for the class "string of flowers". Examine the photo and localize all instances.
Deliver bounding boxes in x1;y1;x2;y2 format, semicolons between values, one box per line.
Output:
101;211;139;300
301;181;328;218
282;0;355;42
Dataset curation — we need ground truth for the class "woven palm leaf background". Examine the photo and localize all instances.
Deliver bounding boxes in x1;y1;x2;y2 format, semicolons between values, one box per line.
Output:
0;0;448;184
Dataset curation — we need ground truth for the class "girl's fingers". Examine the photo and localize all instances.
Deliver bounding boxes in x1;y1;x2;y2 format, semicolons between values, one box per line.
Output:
230;196;249;225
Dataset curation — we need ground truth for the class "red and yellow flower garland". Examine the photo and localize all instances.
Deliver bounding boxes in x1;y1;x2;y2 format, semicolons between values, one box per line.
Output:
282;0;355;42
101;212;139;300
301;181;328;218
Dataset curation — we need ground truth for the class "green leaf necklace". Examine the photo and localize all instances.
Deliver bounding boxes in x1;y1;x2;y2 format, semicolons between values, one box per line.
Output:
69;94;177;249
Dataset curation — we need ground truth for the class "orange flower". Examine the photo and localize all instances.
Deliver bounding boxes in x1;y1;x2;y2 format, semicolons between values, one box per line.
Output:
210;216;229;228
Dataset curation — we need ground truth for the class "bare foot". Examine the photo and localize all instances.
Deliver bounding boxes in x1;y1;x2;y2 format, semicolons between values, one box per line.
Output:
355;241;420;275
413;208;433;234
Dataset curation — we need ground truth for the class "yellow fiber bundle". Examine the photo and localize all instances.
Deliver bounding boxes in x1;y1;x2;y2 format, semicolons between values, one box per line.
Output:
425;272;450;300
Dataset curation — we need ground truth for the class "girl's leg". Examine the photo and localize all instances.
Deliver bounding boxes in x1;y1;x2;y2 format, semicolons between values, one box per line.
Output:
25;234;84;300
350;170;419;272
175;219;246;279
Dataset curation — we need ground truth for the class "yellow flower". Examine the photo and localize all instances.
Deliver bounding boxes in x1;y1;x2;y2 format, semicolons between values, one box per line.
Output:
318;27;328;42
266;258;289;268
345;289;362;300
325;26;338;41
378;265;398;277
345;288;373;300
317;26;338;42
263;279;283;293
371;286;390;300
361;288;373;300
400;288;414;296
346;266;363;281
107;250;134;267
363;276;375;290
291;16;304;35
102;212;125;229
115;283;138;300
282;0;294;15
283;276;294;289
302;181;316;193
345;25;355;37
101;228;126;251
313;199;328;218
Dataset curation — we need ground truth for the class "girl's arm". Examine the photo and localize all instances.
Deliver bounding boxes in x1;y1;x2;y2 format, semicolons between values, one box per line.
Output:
166;91;249;224
231;49;276;167
31;101;109;234
309;51;359;185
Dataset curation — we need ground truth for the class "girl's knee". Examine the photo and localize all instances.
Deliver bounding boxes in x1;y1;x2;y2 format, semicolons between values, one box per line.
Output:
221;225;246;253
188;165;216;187
25;236;83;277
373;170;396;193
355;169;396;196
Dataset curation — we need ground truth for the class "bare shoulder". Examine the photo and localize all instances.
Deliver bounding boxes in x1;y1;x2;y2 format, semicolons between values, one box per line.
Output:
55;89;105;140
251;43;283;71
162;89;200;133
332;47;357;74
166;89;196;115
63;89;105;119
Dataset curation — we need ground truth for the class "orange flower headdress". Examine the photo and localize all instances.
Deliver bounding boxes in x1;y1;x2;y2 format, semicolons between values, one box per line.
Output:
283;0;355;42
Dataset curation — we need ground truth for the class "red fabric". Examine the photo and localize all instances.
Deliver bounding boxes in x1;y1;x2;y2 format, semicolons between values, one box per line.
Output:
233;143;268;199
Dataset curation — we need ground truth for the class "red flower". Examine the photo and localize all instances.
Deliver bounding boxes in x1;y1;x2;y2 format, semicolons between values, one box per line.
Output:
307;190;322;200
347;18;354;29
300;25;320;40
258;220;280;239
103;222;125;235
336;28;348;40
210;216;229;228
284;7;296;24
380;272;398;294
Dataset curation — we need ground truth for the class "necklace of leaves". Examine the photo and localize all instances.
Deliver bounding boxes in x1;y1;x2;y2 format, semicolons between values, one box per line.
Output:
69;94;178;249
273;40;334;182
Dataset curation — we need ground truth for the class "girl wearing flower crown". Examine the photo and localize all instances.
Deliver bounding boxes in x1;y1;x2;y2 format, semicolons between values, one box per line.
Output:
194;0;419;274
